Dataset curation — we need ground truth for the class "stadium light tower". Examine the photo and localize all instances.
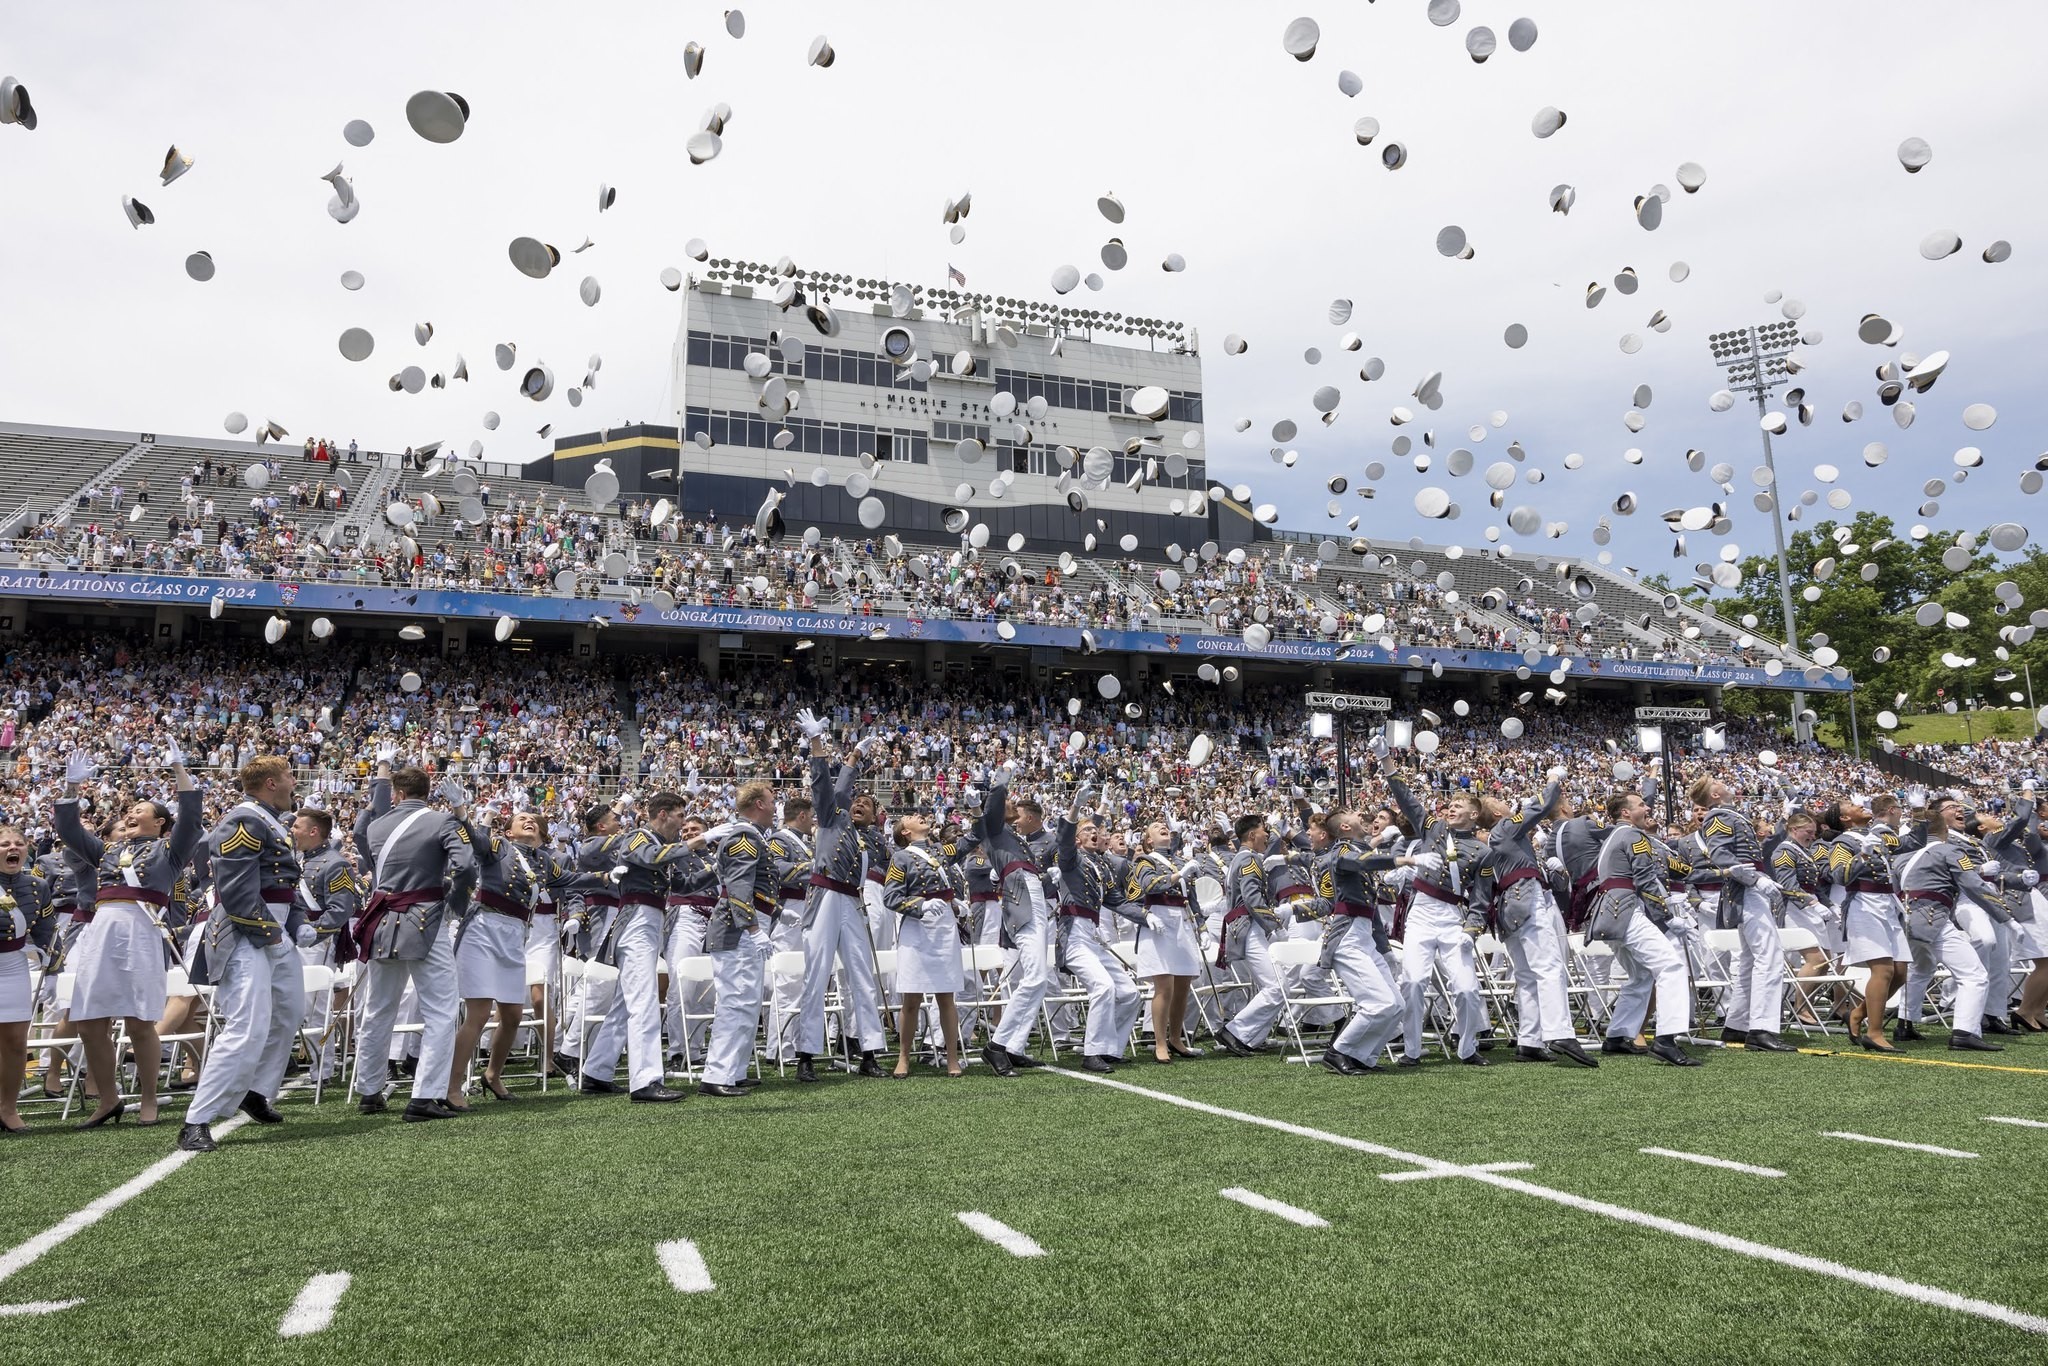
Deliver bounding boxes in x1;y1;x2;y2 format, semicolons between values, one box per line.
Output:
1707;319;1806;738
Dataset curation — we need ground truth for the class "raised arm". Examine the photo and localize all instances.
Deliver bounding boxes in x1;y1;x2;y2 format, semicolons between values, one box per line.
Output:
164;785;205;872
1385;773;1428;839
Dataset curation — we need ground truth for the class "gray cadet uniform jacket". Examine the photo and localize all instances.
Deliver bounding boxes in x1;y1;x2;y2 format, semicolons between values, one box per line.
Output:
0;864;55;956
575;825;684;965
1313;838;1399;963
882;840;958;934
1480;781;1562;934
1553;814;1607;929
54;787;205;964
1586;823;1673;941
193;797;302;985
709;819;772;952
980;773;1045;935
297;845;361;950
1699;805;1774;927
1386;776;1488;913
359;797;478;961
1219;846;1275;966
1892;837;2006;943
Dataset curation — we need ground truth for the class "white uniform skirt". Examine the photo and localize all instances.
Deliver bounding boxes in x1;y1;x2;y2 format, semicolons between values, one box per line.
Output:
0;951;29;1024
1783;898;1842;955
525;912;560;990
1844;892;1909;965
457;911;529;1006
895;910;965;996
1134;904;1203;978
2016;893;2048;961
69;902;168;1022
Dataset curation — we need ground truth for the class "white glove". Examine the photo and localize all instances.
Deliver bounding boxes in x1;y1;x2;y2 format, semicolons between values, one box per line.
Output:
700;822;739;845
1546;765;1567;783
2023;870;2041;889
1374;826;1404;848
1668;912;1698;935
1543;856;1566;875
1145;913;1166;933
376;742;397;764
438;778;468;809
294;923;319;947
64;751;96;785
920;897;950;923
163;736;185;766
1072;783;1098;814
1980;860;2003;879
1410;851;1445;876
1176;859;1200;879
855;733;885;758
797;707;829;739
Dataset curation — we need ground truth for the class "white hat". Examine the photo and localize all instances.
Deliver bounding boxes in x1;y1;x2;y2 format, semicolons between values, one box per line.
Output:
405;90;470;144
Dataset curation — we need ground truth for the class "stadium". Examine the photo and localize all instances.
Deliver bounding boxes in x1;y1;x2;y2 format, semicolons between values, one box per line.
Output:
4;6;2048;1364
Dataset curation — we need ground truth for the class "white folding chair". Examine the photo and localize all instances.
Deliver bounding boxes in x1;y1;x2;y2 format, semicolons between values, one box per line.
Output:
1472;933;1522;1039
764;950;807;1076
671;954;717;1080
525;957;554;1093
1701;928;1742;1024
1267;938;1353;1065
1778;927;1856;1037
286;964;337;1104
960;943;1007;1059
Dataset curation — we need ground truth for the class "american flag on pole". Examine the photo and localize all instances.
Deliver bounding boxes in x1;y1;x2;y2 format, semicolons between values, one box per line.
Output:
947;263;967;286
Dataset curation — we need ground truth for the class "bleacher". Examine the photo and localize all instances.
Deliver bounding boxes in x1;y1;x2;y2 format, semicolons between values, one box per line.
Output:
0;423;145;537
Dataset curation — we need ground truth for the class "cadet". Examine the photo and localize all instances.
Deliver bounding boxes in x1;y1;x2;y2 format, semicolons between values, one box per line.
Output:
793;712;888;1081
700;781;778;1097
1691;776;1794;1052
1588;792;1702;1067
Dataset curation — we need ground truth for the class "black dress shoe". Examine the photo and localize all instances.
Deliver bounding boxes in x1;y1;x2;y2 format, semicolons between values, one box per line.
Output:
695;1081;748;1097
794;1054;819;1084
1550;1038;1600;1068
551;1052;581;1077
398;1055;419;1078
856;1052;888;1078
1006;1050;1045;1069
1081;1055;1115;1074
1395;1054;1422;1068
164;1076;197;1092
735;1076;762;1089
176;1122;218;1152
401;1098;462;1122
979;1043;1016;1077
1949;1032;2004;1052
1319;1049;1364;1076
78;1102;127;1130
1458;1051;1491;1067
1720;1027;1750;1045
1513;1045;1557;1063
1601;1037;1648;1055
578;1076;625;1095
1166;1042;1205;1059
239;1091;284;1125
1982;1015;2019;1036
1892;1020;1925;1042
1746;1032;1797;1053
1649;1036;1704;1067
630;1083;686;1103
1214;1027;1255;1058
358;1092;388;1115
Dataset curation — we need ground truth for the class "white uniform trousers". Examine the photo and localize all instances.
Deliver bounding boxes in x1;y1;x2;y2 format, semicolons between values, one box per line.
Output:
991;895;1054;1055
766;899;807;1060
1224;922;1288;1048
354;928;458;1100
1328;919;1404;1063
1502;905;1573;1046
1063;927;1140;1058
583;904;666;1092
1719;888;1786;1033
797;889;885;1056
1966;906;2014;1022
1607;912;1692;1040
864;878;895;999
1926;920;1991;1029
1400;897;1483;1059
662;909;712;1062
188;935;302;1124
704;935;767;1085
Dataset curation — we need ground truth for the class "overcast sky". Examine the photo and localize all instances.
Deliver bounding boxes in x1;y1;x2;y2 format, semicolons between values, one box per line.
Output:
2;1;2043;589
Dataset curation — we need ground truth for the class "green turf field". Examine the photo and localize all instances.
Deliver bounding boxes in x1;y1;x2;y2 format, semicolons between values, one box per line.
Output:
3;1033;2045;1365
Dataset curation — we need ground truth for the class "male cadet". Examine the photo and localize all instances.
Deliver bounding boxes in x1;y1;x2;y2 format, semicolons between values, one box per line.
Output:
1386;776;1494;1065
981;758;1051;1076
1588;791;1703;1066
577;793;690;1103
1311;810;1406;1074
181;756;308;1151
1895;794;2018;1052
1482;773;1595;1066
1213;812;1289;1057
354;765;479;1121
1053;785;1141;1072
291;805;359;1085
764;797;815;1064
700;780;778;1096
793;710;888;1082
1691;775;1795;1052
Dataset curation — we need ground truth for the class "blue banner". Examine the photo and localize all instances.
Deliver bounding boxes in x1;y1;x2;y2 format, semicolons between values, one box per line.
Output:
0;569;1850;692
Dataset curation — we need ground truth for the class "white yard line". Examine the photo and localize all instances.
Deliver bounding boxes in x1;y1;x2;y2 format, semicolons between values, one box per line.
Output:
1218;1187;1328;1227
277;1272;351;1339
1983;1116;2048;1130
955;1212;1047;1258
1639;1148;1786;1178
0;1114;252;1286
656;1239;716;1293
1822;1132;1978;1159
1041;1068;2048;1337
0;1299;83;1317
1381;1162;1533;1183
